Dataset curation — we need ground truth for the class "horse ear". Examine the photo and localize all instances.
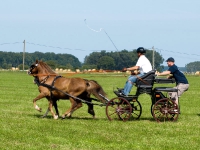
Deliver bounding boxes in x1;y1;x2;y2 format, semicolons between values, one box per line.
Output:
36;60;39;63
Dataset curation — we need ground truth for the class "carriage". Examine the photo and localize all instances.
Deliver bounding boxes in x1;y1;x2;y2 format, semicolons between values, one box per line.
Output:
105;70;179;122
29;61;179;122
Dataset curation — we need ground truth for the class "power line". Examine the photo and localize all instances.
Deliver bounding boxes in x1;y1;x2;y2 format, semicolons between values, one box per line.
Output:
0;42;22;45
155;47;200;57
0;41;118;51
0;41;200;58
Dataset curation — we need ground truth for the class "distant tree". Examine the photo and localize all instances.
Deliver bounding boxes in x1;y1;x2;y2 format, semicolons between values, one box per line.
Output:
185;61;200;72
82;64;97;70
0;51;81;69
18;64;29;70
46;60;57;69
84;52;101;65
97;56;115;70
66;63;74;70
83;49;164;71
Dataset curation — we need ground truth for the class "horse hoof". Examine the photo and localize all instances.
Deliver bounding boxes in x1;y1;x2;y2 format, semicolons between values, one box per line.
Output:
54;115;58;120
35;105;42;112
67;113;72;118
61;115;66;119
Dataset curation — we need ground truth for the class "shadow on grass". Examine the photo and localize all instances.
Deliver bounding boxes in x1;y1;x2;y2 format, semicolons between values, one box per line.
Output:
129;117;156;122
32;114;108;121
197;114;200;116
31;114;158;122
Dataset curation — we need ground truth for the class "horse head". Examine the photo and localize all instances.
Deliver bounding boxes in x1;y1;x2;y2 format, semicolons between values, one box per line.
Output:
28;60;57;76
28;60;40;75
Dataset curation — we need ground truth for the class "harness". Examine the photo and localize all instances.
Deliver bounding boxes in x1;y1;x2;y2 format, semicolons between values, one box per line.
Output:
34;75;62;100
29;62;106;106
34;75;105;106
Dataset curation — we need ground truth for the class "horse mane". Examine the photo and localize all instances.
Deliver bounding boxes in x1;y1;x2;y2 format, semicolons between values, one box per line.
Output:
38;61;56;74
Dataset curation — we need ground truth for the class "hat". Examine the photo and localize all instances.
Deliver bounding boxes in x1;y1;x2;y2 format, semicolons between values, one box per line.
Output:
166;57;175;62
136;47;146;53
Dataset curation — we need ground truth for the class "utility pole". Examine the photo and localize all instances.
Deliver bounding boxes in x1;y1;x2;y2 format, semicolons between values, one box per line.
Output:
152;46;154;69
23;40;25;71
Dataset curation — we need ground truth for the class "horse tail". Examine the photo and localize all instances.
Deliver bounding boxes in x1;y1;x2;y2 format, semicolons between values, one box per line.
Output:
86;80;107;103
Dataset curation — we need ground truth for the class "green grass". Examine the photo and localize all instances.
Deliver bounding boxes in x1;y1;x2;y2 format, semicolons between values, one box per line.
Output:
0;71;200;150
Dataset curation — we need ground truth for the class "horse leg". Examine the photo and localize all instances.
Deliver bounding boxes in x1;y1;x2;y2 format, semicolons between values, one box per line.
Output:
87;103;95;119
48;100;59;119
53;99;59;117
67;101;83;118
33;93;46;112
42;107;50;118
83;93;95;118
42;99;59;118
62;98;80;119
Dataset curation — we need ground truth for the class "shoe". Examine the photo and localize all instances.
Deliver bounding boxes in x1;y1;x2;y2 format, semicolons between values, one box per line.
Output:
169;109;179;114
117;88;124;92
114;91;126;97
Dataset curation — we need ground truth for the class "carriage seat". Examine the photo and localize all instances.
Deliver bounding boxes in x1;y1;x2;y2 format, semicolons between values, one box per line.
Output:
135;70;156;94
136;70;156;87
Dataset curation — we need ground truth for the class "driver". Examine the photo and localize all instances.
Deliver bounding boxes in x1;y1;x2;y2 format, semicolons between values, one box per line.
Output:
116;47;152;96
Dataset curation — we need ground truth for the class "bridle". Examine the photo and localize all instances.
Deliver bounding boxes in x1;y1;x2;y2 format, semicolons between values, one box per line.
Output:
28;63;57;77
28;63;38;75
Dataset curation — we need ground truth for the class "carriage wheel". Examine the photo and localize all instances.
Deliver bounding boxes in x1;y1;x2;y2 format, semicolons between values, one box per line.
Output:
106;97;132;122
150;104;154;117
152;98;179;122
130;99;142;119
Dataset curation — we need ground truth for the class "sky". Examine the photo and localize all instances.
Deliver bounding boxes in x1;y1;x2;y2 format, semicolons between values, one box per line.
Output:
0;0;200;67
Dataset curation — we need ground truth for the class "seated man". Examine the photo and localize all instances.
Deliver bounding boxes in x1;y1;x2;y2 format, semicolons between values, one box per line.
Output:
117;47;152;96
156;57;189;105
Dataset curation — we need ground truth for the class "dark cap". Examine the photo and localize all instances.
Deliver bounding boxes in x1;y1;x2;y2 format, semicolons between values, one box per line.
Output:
166;57;175;62
136;47;146;53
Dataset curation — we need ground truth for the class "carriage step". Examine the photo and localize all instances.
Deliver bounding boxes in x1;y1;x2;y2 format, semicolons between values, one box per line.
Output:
154;87;178;92
114;91;137;101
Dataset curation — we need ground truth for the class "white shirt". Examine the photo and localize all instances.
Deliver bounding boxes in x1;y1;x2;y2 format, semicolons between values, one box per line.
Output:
136;55;152;73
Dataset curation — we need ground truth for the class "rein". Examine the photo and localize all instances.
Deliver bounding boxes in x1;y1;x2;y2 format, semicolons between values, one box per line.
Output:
136;75;150;85
31;73;58;77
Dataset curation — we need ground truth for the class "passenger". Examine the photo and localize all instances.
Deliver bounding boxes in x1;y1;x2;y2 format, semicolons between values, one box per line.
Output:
156;57;189;105
117;47;152;96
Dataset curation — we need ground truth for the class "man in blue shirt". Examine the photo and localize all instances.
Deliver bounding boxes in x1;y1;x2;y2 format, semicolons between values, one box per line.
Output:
156;57;189;105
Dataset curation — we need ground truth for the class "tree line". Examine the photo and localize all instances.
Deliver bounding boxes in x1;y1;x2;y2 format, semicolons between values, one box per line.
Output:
0;49;197;72
185;61;200;72
83;49;164;71
0;51;81;70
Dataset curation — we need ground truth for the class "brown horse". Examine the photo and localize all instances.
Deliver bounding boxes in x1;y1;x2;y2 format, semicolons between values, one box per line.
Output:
28;60;107;119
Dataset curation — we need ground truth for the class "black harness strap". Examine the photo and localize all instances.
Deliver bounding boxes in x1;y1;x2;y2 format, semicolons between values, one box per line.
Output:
34;76;62;99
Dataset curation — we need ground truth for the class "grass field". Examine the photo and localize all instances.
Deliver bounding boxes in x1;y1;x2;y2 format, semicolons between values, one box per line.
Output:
0;71;200;150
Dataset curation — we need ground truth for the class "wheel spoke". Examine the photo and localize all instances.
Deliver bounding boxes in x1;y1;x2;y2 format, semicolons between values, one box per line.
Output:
106;97;132;121
153;98;179;122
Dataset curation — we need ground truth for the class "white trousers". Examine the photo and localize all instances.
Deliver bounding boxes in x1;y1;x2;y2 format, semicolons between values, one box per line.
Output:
168;83;189;105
